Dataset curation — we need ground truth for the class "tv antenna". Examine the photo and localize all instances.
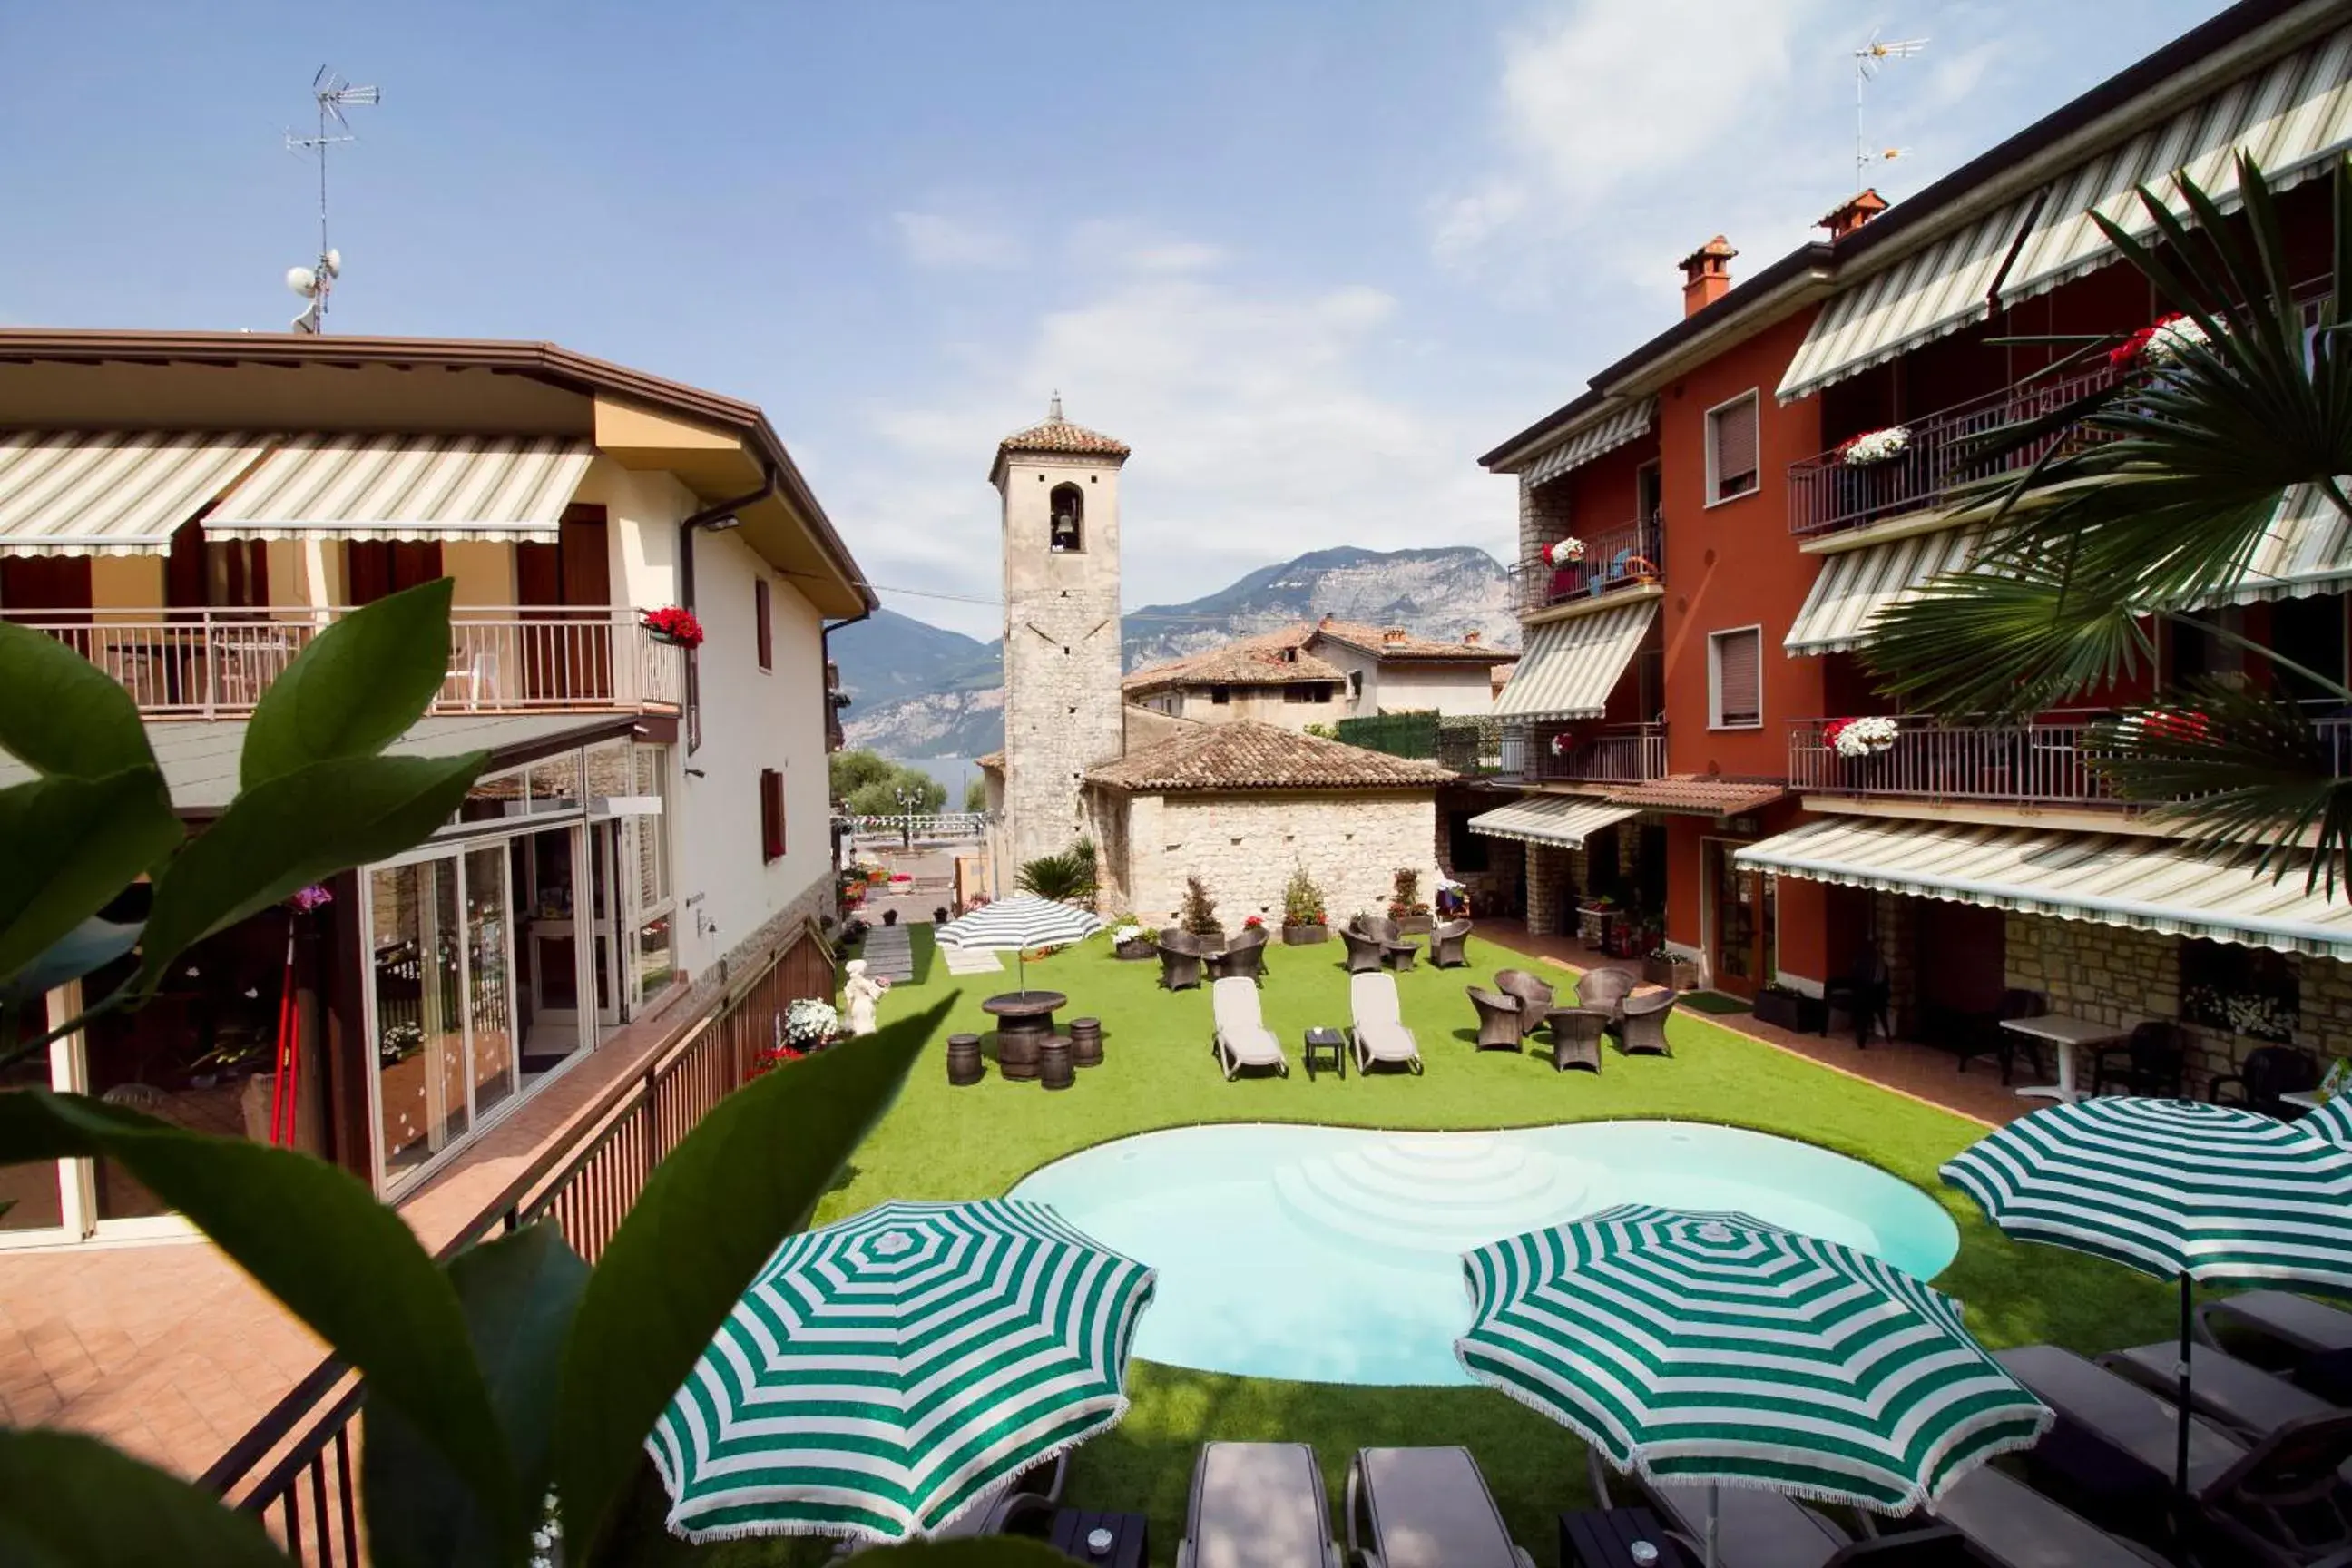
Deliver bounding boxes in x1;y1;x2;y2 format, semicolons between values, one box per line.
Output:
1853;33;1927;191
282;65;380;332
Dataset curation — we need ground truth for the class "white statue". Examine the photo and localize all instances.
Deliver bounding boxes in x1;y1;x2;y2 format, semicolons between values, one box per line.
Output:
842;958;888;1036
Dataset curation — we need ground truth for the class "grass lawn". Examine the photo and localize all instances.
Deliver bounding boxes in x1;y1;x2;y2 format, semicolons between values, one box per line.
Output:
614;923;2180;1566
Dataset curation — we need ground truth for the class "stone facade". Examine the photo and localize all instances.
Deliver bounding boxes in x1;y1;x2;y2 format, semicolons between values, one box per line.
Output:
1873;890;1921;1037
1518;469;1573;570
1999;912;2352;1089
1102;789;1436;929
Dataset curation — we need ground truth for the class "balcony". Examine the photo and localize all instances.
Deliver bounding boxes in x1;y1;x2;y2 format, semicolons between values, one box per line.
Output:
1519;514;1663;613
1492;722;1667;786
5;606;685;720
1789;713;2352;807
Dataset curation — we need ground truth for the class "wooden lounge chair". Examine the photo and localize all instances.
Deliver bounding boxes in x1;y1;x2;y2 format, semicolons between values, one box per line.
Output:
1617;987;1677;1056
1339;926;1388;975
1344;1446;1534;1568
1209;926;1270;982
1427;918;1473;968
1210;976;1289;1080
1494;969;1555;1044
1158;927;1205;991
1929;1464;2171;1567
1350;972;1424;1074
1573;966;1636;1019
2200;1290;2352;1396
2098;1340;2344;1446
1175;1441;1342;1568
1465;986;1524;1050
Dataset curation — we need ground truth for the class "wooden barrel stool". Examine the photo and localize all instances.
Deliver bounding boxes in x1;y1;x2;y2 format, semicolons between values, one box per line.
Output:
946;1033;984;1087
1039;1034;1075;1092
1069;1016;1103;1067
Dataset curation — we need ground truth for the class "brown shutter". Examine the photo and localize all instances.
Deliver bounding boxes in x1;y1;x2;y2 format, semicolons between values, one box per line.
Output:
755;578;773;671
1711;396;1759;500
1716;629;1761;725
760;767;786;861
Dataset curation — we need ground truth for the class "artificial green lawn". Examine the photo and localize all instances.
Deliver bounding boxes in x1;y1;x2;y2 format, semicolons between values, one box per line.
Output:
616;923;2180;1567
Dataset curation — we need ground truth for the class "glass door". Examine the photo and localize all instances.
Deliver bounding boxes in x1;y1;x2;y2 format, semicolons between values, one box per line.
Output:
588;821;626;1032
465;845;518;1122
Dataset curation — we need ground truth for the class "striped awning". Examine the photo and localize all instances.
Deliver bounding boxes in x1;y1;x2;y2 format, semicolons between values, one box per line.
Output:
1785;526;1979;655
1779;23;2352;402
1466;796;1640;848
2183;480;2352;607
0;430;274;557
1522;399;1656;488
206;433;594;543
1494;601;1656;722
1735;817;2352;959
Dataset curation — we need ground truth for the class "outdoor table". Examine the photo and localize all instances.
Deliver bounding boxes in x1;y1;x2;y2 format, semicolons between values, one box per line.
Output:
2002;1013;2129;1103
1560;1505;1689;1568
2281;1089;2327;1113
1048;1507;1148;1567
1303;1026;1347;1080
981;989;1066;1082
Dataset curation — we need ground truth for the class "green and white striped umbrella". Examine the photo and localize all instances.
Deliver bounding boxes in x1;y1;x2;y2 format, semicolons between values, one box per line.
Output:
2298;1093;2352;1148
1455;1205;2049;1528
647;1199;1155;1544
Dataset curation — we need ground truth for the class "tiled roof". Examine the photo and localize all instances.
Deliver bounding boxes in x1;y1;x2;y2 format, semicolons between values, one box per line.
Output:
1086;720;1453;794
1122;632;1345;693
994;396;1130;468
1603;775;1788;817
1310;619;1517;663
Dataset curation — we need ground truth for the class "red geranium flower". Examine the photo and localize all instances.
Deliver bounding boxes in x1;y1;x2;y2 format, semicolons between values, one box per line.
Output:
642;605;705;649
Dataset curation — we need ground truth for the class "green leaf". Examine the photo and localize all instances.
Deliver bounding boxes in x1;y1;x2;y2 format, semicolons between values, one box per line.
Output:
0;770;181;991
0;620;158;779
0;1428;289;1568
366;1224;591;1568
0;1090;518;1544
136;750;486;995
0;916;142;1010
554;1000;949;1558
242;578;459;792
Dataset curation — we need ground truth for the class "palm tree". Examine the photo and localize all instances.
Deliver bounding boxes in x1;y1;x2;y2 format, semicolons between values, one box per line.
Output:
1866;152;2352;893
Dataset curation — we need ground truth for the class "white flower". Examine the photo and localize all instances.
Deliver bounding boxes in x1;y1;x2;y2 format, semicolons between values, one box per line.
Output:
1839;426;1911;466
785;996;840;1045
1112;924;1144;945
2144;315;2210;365
1830;716;1899;759
1546;537;1586;566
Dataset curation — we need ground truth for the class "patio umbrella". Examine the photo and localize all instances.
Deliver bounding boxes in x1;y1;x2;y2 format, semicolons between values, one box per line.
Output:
648;1198;1155;1544
1942;1096;2352;1518
1455;1204;2048;1568
2296;1093;2352;1146
934;896;1103;994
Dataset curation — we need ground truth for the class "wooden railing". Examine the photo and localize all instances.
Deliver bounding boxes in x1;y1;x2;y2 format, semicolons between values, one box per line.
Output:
2;606;684;720
200;946;810;1560
1519;514;1663;612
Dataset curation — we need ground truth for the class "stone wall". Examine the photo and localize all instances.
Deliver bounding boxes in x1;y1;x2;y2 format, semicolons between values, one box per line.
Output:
1519;472;1573;567
1873;891;1920;1037
2000;913;2352;1088
1115;789;1437;930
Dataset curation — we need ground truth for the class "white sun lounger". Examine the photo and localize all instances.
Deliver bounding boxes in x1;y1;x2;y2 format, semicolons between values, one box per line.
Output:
1210;975;1289;1080
1348;972;1424;1075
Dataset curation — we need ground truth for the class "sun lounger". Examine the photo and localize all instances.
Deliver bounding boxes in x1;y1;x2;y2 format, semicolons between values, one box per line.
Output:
2100;1341;2343;1445
1175;1441;1341;1568
1210;975;1289;1080
1994;1345;2246;1499
1343;1446;1533;1568
1931;1464;2171;1567
1603;1449;1962;1568
2201;1290;2352;1364
1350;972;1425;1074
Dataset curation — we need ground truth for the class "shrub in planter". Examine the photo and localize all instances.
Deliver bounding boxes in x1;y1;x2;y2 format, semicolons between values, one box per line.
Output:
1387;867;1434;935
1752;984;1806;1030
1180;875;1223;940
1643;947;1700;992
1110;920;1155;959
1281;867;1329;944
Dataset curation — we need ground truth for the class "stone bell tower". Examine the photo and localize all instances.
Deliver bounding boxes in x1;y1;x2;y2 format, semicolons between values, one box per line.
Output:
991;395;1130;869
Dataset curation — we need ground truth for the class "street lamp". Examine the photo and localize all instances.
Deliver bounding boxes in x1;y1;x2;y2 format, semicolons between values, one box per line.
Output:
892;782;921;850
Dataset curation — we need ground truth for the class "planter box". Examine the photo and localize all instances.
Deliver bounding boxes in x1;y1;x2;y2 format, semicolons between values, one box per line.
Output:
1393;915;1434;936
1113;938;1156;961
1644;956;1700;992
1184;926;1225;945
1282;924;1329;946
1752;990;1803;1030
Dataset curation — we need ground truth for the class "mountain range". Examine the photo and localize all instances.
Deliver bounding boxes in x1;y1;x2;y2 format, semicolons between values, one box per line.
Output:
832;544;1518;759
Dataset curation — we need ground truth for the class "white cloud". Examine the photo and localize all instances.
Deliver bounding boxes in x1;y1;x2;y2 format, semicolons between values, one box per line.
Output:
892;211;1024;270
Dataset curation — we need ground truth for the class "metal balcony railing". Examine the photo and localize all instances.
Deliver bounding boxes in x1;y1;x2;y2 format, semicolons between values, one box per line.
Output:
1493;722;1667;785
2;606;685;720
1519;514;1663;612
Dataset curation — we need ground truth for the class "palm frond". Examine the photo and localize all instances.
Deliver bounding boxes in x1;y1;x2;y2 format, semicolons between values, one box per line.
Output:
1863;552;2153;720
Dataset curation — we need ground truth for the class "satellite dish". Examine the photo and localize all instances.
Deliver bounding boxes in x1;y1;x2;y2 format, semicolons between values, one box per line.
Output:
285;265;318;298
321;248;342;277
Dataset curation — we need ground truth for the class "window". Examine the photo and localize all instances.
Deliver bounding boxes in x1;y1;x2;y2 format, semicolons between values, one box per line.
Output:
1048;484;1084;553
1708;626;1762;728
1210;685;1231;705
1705;391;1760;505
2180;938;2299;1043
1283;683;1319;704
1446;812;1491;873
754;578;773;671
759;767;786;862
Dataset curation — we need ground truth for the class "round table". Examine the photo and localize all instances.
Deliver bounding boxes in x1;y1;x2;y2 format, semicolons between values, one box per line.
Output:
982;990;1067;1082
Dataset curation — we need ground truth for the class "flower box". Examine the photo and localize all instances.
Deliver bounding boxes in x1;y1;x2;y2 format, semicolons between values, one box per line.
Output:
1114;937;1156;961
1644;956;1700;992
1282;923;1329;946
1752;988;1805;1030
1394;914;1434;936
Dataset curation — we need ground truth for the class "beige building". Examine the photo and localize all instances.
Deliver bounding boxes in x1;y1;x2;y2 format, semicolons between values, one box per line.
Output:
1125;617;1514;732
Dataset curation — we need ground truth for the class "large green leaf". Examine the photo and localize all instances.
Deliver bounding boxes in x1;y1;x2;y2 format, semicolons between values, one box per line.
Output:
0;1429;289;1568
0;916;143;1012
241;578;459;792
0;1090;518;1544
135;750;486;994
366;1223;591;1568
554;1001;948;1557
0;769;181;991
0;619;158;780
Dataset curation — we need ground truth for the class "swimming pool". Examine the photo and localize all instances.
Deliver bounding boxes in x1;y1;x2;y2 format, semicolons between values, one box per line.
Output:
1009;1121;1958;1387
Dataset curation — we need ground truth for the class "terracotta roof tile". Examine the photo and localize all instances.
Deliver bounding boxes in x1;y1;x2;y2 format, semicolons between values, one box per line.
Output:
1086;720;1452;794
1123;634;1345;693
1602;775;1787;816
1310;618;1518;662
993;397;1130;472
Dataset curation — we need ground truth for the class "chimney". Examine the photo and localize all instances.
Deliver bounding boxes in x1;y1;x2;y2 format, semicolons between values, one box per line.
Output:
1678;236;1738;318
1318;613;1335;629
1818;189;1889;241
1461;630;1481;647
1381;627;1408;648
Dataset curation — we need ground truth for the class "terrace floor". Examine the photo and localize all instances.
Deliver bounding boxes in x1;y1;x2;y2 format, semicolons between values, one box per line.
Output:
610;921;2175;1567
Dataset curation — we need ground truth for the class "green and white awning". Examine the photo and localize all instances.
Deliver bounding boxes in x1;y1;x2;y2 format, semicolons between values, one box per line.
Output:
648;1199;1155;1544
1734;818;2352;960
1467;796;1639;849
1494;600;1657;722
1522;398;1656;488
1456;1205;2049;1514
1785;527;1978;655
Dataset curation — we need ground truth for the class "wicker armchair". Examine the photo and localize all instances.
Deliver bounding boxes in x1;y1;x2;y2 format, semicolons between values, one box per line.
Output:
1466;987;1524;1050
1156;928;1204;992
1617;988;1678;1056
1209;926;1270;982
1359;915;1421;971
2092;1021;2189;1098
1546;1005;1611;1073
1427;919;1473;969
1494;969;1556;1043
1573;967;1637;1019
1338;926;1387;975
2210;1044;2320;1120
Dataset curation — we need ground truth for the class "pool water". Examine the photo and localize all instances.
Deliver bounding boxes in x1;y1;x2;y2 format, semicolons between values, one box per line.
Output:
1009;1121;1958;1387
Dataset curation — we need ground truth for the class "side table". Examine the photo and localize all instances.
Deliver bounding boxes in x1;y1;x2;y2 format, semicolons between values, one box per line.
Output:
1303;1027;1347;1080
1048;1506;1148;1567
1560;1504;1688;1568
1039;1035;1075;1092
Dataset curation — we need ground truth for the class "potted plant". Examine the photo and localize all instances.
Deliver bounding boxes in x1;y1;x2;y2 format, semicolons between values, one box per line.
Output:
1388;867;1434;936
1110;918;1154;960
1180;875;1223;942
642;605;705;649
1643;946;1700;992
1280;867;1329;945
1752;982;1823;1032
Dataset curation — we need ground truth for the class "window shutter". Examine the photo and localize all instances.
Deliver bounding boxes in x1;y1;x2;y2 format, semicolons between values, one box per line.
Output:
760;767;785;861
1710;396;1759;500
1715;629;1761;725
755;578;773;671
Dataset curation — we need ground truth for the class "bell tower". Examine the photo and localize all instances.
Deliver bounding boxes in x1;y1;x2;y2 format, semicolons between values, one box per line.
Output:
991;395;1130;869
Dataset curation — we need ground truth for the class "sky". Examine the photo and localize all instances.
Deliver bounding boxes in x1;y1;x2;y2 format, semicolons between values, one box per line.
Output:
0;1;2230;638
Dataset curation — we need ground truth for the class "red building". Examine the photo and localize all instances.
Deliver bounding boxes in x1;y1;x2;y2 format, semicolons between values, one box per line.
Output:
1471;0;2352;1093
